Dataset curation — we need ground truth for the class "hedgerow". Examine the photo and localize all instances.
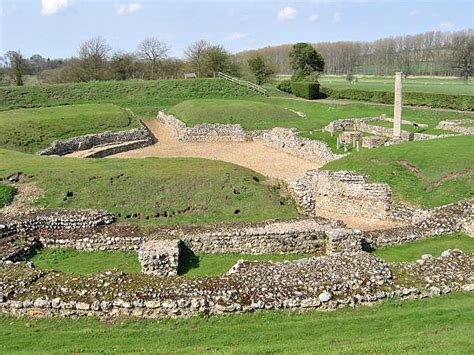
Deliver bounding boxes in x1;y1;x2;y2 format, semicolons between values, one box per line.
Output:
320;87;474;111
290;82;320;99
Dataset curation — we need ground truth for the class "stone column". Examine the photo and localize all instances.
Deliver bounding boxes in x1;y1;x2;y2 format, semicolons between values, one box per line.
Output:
393;72;403;138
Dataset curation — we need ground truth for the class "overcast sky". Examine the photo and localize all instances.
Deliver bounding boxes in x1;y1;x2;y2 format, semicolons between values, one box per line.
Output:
1;0;473;59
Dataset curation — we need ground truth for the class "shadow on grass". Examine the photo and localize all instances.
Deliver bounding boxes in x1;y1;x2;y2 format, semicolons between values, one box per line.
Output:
178;245;200;275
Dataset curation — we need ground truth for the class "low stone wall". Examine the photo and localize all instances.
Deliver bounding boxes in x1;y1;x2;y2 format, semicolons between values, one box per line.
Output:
365;200;473;247
38;125;155;156
291;170;399;221
157;111;249;142
139;240;182;277
1;251;471;319
252;128;344;163
83;140;152;158
0;210;115;239
437;119;474;135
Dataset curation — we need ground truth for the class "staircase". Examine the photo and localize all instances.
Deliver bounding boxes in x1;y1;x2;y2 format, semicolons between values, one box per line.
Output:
216;72;268;96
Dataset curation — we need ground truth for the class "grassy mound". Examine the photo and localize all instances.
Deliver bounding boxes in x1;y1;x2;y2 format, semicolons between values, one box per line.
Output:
323;135;474;208
0;79;258;116
0;149;298;225
169;99;301;128
374;233;473;262
0;184;15;207
0;104;136;153
1;293;472;352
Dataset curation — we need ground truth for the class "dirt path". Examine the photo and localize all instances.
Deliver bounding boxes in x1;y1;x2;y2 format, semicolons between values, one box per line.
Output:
110;120;323;181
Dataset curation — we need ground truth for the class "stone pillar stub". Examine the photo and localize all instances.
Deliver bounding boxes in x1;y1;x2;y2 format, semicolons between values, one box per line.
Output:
393;72;403;138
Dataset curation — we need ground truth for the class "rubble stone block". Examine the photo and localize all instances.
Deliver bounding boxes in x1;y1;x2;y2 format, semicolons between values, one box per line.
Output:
139;239;182;276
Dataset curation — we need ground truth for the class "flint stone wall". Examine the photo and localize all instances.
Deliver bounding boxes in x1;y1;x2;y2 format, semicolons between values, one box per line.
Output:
291;170;400;220
139;240;182;276
437;119;474;135
2;251;471;319
157;111;249;142
0;210;115;239
252;128;344;163
365;200;473;247
38;125;155;156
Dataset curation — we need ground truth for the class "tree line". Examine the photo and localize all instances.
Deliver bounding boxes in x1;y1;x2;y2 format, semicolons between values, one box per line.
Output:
0;37;241;86
1;29;472;86
234;29;473;78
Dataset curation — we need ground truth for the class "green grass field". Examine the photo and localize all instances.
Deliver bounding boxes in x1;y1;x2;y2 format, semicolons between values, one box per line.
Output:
1;293;472;353
323;135;474;208
169;97;472;132
0;149;298;226
374;233;474;262
319;76;474;96
30;248;141;275
0;104;137;153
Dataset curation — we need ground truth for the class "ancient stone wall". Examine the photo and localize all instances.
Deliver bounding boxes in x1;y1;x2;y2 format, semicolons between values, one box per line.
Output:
38;125;155;156
437;119;474;135
365;200;473;247
157;111;249;142
139;240;182;276
252;128;344;163
1;251;471;319
291;170;399;220
0;210;115;239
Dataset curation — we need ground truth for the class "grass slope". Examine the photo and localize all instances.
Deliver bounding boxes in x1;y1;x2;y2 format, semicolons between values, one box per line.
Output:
0;78;258;117
374;233;474;262
30;248;141;275
1;293;472;353
323;135;474;208
169;97;472;132
168;99;301;127
0;104;136;153
0;149;298;226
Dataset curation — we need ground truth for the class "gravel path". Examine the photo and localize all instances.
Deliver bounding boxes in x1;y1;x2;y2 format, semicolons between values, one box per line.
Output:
110;120;323;181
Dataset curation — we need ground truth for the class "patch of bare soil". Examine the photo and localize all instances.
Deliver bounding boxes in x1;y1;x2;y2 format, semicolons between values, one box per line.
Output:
397;160;421;174
105;120;324;181
426;168;474;192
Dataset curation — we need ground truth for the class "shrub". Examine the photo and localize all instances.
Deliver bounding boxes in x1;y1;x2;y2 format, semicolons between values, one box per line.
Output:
319;87;474;111
0;184;15;207
277;79;293;94
291;82;320;99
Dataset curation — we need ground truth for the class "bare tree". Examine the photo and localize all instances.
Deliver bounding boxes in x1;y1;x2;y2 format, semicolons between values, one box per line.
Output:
4;51;29;86
185;39;211;77
136;38;169;79
451;33;474;81
77;36;112;81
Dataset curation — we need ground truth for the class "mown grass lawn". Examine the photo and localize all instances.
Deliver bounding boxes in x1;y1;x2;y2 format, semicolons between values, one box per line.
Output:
0;149;298;226
1;293;472;353
169;97;473;132
323;135;474;208
319;75;474;95
0;104;137;153
29;248;141;275
374;233;474;262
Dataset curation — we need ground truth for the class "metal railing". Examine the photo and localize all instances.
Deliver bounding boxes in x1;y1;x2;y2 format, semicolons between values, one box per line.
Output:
216;72;268;96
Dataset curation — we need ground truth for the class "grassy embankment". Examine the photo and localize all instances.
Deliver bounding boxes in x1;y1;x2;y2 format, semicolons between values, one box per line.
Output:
1;293;472;353
0;104;137;153
323;135;474;208
0;149;298;226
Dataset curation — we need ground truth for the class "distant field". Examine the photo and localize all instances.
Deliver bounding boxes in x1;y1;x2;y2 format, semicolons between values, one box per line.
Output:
0;104;136;153
1;293;472;353
323;135;474;208
0;149;298;226
319;76;474;96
